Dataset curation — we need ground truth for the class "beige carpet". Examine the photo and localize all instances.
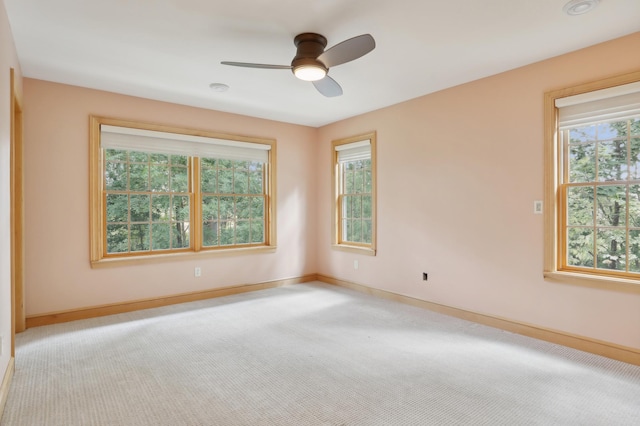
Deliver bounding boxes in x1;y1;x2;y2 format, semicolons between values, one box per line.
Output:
2;282;639;425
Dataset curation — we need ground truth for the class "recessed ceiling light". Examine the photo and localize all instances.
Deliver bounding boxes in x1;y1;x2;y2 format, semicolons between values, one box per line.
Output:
209;83;229;93
563;0;600;16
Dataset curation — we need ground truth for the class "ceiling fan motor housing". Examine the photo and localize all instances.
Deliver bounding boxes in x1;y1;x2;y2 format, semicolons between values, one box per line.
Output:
291;33;328;75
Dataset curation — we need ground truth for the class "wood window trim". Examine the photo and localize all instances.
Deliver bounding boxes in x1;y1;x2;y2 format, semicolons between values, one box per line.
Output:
544;70;640;292
331;131;377;256
89;116;277;268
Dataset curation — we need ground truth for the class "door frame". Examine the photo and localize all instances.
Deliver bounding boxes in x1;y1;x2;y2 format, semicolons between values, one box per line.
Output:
10;68;25;354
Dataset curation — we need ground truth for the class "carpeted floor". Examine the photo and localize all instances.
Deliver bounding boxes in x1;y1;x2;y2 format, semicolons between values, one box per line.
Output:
2;282;639;425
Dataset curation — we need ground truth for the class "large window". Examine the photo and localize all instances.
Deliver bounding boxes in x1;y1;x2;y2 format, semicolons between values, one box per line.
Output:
332;132;376;255
90;117;276;266
544;72;640;285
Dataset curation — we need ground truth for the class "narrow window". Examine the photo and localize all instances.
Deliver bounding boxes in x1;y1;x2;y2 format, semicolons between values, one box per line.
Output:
332;132;376;255
545;73;640;284
90;117;276;266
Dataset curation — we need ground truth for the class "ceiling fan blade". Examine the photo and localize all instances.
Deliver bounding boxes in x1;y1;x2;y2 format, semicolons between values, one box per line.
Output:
221;61;292;70
313;75;343;97
317;34;375;68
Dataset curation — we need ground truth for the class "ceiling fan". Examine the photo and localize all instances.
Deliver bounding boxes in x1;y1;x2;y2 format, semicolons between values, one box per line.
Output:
221;33;375;97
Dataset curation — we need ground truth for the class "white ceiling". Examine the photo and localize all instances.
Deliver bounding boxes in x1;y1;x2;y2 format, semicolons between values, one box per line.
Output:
5;0;640;127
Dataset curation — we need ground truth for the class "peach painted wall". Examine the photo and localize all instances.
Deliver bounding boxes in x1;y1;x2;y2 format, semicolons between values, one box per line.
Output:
22;79;318;316
0;0;22;385
317;32;640;350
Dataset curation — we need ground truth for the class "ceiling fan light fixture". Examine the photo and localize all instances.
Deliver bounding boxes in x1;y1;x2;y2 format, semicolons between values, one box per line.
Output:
563;0;600;16
293;64;327;82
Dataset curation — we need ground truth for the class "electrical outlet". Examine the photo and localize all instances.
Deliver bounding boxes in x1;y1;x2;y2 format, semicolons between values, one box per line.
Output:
194;267;201;277
354;260;359;270
422;272;428;281
534;200;543;214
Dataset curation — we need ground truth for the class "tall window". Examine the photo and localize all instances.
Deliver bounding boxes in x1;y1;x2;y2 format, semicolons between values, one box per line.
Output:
545;72;640;283
90;117;276;266
332;132;376;255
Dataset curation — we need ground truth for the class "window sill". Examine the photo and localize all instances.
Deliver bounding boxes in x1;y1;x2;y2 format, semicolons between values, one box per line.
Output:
91;245;277;268
544;270;640;293
332;244;376;256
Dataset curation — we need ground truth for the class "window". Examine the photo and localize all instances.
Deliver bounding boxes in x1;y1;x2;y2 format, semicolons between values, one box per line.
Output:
332;132;376;255
90;117;276;266
544;71;640;285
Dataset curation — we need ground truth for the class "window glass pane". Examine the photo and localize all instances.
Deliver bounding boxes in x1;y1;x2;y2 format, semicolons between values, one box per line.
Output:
597;121;628;139
172;196;190;221
344;169;354;193
342;196;353;219
129;164;149;191
152;223;171;250
220;221;234;245
201;157;216;167
219;197;234;219
236;221;250;244
105;162;127;190
234;170;249;194
129;151;148;163
596;185;626;227
629;230;640;273
343;218;351;241
569;125;596;142
203;221;218;246
201;167;217;193
130;194;150;222
171;222;190;248
629;185;640;228
251;197;264;219
152;195;170;222
352;196;362;219
105;149;127;161
106;224;129;253
630;137;640;180
597;139;627;182
362;195;372;219
568;143;596;183
218;169;233;193
596;228;626;271
219;159;233;168
362;219;372;244
354;169;364;193
237;197;250;219
150;165;170;192
567;227;594;268
107;194;129;222
248;170;263;194
202;196;219;221
130;224;150;252
351;220;362;242
150;153;169;164
171;166;188;192
567;186;593;226
364;170;372;193
171;155;188;166
251;221;264;243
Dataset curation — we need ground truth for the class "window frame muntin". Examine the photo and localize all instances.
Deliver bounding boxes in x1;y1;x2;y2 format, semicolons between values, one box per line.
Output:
89;116;277;267
544;70;640;290
331;132;377;256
